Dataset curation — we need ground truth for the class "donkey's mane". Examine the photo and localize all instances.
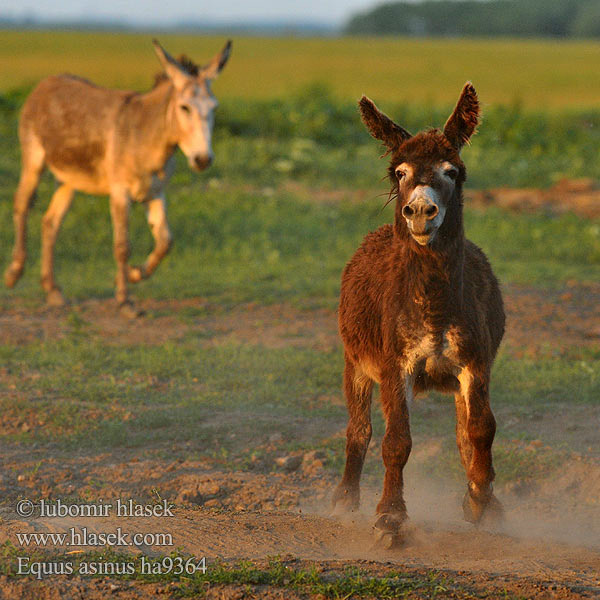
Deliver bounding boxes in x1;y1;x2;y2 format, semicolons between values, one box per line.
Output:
153;54;200;88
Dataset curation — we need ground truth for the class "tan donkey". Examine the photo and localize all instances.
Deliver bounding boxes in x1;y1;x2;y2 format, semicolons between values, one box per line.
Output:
4;39;231;316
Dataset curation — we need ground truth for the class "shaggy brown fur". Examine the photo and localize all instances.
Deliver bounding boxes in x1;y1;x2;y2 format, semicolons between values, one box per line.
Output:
333;83;505;546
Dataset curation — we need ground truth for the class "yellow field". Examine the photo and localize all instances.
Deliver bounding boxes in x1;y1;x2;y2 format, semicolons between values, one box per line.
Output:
4;30;600;108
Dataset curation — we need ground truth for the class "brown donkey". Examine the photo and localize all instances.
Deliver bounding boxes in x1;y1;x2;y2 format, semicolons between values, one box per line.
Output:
4;40;231;316
333;83;505;546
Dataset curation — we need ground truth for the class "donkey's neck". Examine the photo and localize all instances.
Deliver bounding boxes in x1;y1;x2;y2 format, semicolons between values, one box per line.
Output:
133;82;179;168
395;219;465;335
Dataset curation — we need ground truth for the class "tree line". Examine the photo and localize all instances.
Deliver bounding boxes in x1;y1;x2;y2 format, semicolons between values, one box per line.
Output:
345;0;600;38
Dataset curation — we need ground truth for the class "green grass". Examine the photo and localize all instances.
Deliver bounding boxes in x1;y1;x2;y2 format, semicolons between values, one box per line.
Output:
1;32;600;109
3;81;600;192
0;332;597;481
492;350;600;407
0;337;342;450
1;179;598;307
215;89;600;188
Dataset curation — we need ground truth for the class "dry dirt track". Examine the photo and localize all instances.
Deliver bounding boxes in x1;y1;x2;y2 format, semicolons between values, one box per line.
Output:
0;465;599;599
1;281;599;352
0;282;599;598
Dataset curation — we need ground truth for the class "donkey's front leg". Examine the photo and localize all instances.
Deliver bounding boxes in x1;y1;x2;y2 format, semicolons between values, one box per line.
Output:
109;190;139;318
374;370;412;547
457;366;503;525
128;196;172;284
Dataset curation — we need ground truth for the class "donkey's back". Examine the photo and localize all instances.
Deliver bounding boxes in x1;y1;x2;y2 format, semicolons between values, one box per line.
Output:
20;75;131;195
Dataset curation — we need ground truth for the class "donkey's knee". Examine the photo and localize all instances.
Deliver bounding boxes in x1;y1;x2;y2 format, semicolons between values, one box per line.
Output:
377;431;411;516
468;410;496;447
381;431;412;471
347;419;372;452
160;231;173;255
153;231;173;264
467;410;496;456
113;240;130;264
41;214;58;251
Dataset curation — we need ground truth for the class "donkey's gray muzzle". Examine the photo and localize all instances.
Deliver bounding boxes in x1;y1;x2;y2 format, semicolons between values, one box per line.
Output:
402;186;446;245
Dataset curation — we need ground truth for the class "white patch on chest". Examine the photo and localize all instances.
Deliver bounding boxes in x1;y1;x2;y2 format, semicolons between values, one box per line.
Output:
405;333;437;374
405;327;463;377
354;358;381;388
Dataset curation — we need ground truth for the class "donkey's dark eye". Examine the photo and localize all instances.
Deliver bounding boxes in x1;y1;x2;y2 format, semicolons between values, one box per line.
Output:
396;170;406;180
445;169;457;180
179;104;191;114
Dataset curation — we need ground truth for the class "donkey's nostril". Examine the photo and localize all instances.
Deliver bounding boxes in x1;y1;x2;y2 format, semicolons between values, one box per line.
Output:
402;205;415;219
193;154;213;170
425;204;439;219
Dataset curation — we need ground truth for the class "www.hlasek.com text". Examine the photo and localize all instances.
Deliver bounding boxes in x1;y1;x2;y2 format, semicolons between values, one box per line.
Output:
16;527;173;548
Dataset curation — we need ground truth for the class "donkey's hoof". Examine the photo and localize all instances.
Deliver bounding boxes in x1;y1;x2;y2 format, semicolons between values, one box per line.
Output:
128;266;144;284
46;288;66;307
463;491;503;526
462;491;484;524
118;301;144;319
372;513;407;549
481;494;504;526
331;486;359;516
4;264;23;288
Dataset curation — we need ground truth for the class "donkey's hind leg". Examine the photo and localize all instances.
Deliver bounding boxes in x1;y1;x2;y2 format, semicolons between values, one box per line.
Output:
41;184;74;306
454;391;473;472
4;138;45;288
332;357;373;515
128;196;172;283
456;367;503;526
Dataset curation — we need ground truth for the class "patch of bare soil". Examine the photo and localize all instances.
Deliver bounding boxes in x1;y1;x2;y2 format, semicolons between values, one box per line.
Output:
467;178;600;219
502;282;600;355
0;282;599;354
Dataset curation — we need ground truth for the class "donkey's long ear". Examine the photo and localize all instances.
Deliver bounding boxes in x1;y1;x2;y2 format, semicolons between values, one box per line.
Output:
443;82;480;151
202;40;232;80
152;39;191;90
359;96;412;151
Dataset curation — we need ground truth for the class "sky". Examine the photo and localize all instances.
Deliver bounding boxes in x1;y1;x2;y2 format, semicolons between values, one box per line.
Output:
1;0;379;26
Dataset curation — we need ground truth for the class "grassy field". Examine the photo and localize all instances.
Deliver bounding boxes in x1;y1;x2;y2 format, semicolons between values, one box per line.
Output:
1;31;600;108
1;178;599;305
0;32;599;598
1;70;598;472
0;33;598;469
